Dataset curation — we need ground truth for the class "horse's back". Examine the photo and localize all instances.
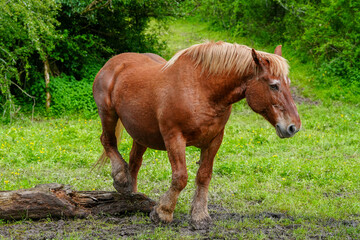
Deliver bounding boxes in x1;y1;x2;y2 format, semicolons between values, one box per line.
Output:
142;53;167;64
99;52;165;72
93;52;165;103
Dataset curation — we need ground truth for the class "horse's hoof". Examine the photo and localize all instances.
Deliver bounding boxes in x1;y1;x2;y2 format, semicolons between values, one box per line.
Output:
190;216;212;230
112;169;133;194
150;207;173;224
150;208;161;224
113;181;132;195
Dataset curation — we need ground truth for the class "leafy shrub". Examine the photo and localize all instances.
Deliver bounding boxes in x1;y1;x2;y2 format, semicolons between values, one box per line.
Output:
189;0;360;102
1;0;177;120
48;74;97;118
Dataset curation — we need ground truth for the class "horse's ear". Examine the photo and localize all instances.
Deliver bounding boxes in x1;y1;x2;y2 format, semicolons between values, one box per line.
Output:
252;48;268;71
252;48;261;66
274;45;282;56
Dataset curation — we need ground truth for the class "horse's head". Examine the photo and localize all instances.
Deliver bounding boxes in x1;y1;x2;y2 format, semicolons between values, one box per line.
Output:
245;46;301;138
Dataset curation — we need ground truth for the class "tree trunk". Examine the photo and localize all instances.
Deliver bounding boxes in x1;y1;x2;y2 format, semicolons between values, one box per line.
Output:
44;58;51;111
0;184;155;221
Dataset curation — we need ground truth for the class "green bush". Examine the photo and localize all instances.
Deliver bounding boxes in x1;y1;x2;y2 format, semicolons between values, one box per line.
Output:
49;74;97;118
1;0;178;120
189;0;360;102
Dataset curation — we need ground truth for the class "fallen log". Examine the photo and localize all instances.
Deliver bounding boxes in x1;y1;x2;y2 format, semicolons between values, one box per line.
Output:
0;183;156;221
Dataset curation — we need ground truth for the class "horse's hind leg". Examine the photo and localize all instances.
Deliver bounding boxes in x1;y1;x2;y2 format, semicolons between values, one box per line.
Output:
191;129;224;229
99;110;132;194
129;141;147;192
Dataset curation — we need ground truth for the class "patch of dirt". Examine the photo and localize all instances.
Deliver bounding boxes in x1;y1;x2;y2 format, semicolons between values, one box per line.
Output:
291;86;319;105
0;205;358;239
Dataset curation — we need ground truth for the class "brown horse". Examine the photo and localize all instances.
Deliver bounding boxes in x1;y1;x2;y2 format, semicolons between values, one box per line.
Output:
93;41;301;229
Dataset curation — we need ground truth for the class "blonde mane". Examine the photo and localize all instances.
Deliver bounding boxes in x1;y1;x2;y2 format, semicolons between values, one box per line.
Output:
163;41;289;78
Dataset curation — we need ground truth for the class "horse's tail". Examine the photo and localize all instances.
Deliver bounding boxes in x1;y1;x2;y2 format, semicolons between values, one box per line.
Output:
93;119;124;169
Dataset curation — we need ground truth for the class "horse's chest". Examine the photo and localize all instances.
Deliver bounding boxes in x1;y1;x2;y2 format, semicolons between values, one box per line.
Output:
184;109;231;148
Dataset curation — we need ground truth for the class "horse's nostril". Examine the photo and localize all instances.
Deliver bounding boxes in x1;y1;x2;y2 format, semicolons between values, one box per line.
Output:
287;124;296;135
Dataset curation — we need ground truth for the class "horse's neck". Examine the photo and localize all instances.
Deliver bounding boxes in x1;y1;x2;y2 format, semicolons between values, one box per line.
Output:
202;72;251;107
169;57;251;107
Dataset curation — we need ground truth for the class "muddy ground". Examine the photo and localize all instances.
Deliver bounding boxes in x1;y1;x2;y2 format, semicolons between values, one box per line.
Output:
1;90;356;239
1;204;358;239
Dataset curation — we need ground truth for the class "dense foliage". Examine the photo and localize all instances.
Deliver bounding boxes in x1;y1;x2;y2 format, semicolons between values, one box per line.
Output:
189;0;360;102
0;0;178;121
1;0;359;122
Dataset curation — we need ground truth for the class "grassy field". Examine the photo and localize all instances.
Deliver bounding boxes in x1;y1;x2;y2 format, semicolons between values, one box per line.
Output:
1;18;360;239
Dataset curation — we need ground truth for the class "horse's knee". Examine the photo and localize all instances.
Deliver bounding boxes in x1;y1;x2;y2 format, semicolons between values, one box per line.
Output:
172;171;188;191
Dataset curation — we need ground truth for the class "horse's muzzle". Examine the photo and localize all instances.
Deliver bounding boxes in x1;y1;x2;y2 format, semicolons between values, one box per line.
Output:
275;123;299;138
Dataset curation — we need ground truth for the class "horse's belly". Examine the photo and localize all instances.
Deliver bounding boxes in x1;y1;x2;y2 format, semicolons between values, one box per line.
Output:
119;109;166;150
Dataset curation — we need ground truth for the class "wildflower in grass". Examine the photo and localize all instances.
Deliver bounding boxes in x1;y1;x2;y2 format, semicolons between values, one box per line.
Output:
273;155;278;158
282;178;286;181
4;180;9;184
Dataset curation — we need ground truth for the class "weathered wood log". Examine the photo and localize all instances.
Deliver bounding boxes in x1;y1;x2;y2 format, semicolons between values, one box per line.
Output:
0;183;156;221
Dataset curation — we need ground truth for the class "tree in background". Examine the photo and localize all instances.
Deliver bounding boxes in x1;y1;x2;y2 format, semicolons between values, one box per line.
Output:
0;0;178;121
0;0;59;119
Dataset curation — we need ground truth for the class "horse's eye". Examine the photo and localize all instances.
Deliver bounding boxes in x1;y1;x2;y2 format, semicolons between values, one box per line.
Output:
270;84;279;91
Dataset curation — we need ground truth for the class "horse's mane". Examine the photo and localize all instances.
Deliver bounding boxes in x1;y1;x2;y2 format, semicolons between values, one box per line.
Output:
163;41;289;78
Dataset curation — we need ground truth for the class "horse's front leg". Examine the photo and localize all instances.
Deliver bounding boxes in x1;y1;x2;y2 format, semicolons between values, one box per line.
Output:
150;133;188;223
191;129;224;229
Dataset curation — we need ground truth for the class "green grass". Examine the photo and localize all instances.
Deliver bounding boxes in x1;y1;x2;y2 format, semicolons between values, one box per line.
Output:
1;17;360;239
